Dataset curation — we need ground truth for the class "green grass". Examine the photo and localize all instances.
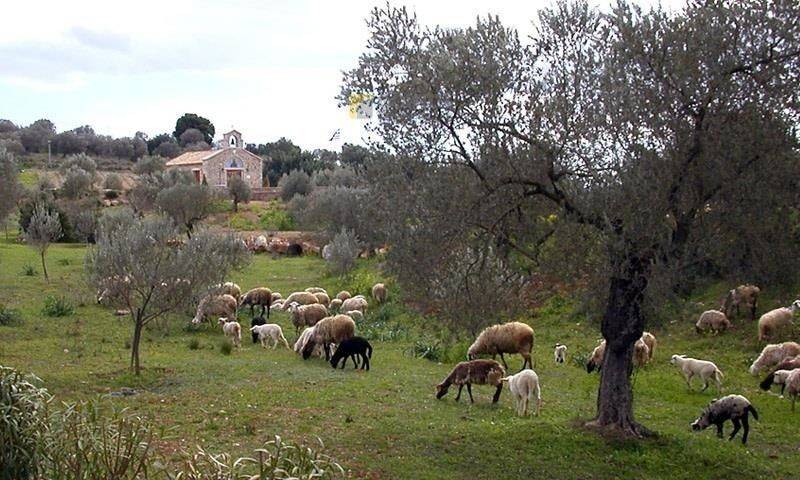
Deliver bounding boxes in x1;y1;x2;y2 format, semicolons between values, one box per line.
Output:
1;239;799;479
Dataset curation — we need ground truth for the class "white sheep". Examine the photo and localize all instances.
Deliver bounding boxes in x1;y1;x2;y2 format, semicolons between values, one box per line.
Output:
670;354;724;393
749;342;800;375
193;294;237;325
695;310;732;334
289;303;329;335
250;323;290;349
218;317;241;348
502;369;541;417
341;296;368;314
554;344;567;364
769;369;796;397
786;368;800;412
305;287;328;295
757;300;800;341
371;283;388;303
344;310;364;322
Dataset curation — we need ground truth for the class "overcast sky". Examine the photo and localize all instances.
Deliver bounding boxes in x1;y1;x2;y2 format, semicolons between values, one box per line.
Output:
0;0;680;150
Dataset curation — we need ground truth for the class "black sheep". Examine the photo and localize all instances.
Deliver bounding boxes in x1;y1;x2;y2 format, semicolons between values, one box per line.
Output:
691;394;759;445
250;316;266;344
330;336;373;370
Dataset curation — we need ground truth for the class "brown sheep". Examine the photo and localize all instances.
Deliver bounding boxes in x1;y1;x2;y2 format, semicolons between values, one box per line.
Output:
329;298;343;311
313;292;331;307
435;359;506;404
587;333;653;373
749;342;800;375
633;339;650;367
289;303;329;335
757;300;799;341
282;291;319;309
371;283;388;303
586;340;606;373
239;287;273;318
723;284;760;321
305;287;328;295
696;310;732;334
335;291;352;301
192;294;237;325
302;314;356;361
468;322;534;371
641;331;657;361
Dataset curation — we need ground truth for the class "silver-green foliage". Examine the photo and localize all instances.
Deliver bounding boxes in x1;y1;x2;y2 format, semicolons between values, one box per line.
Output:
325;228;361;275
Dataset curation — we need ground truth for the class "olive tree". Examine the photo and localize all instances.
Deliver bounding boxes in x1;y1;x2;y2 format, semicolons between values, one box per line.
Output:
342;1;800;436
0;146;20;233
155;183;214;237
86;209;250;375
24;204;62;281
227;177;251;212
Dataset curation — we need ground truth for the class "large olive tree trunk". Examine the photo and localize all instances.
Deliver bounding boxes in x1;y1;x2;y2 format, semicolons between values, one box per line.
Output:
586;255;652;437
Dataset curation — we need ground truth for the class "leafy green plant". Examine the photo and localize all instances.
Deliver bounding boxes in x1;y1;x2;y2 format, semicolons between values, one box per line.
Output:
0;366;51;479
259;207;295;231
188;338;200;350
21;264;37;276
41;296;75;317
0;304;23;326
407;338;443;362
219;338;233;355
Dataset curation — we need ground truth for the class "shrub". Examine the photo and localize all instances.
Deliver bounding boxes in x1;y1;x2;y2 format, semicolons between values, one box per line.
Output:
259;203;295;231
132;155;166;175
278;169;313;201
188;338;200;350
103;173;123;191
21;264;37;276
407;338;443;362
219;338;233;355
41;296;75;317
60;153;97;175
60;167;94;199
0;366;51;478
0;304;22;326
227;176;251;212
325;228;361;275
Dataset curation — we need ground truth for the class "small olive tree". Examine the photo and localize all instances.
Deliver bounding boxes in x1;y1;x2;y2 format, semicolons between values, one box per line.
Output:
86;209;250;375
156;183;214;237
24;204;63;281
278;170;313;201
227;177;251;212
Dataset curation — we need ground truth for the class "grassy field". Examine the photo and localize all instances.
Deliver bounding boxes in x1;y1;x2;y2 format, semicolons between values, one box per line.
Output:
1;239;799;479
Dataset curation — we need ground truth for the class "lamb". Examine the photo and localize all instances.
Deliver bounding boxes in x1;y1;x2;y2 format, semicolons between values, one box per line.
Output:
749;342;800;375
371;283;388;303
289;303;328;335
282;291;319;309
313;292;331;307
586;340;606;373
695;310;732;334
330;336;373;370
670;355;724;393
335;291;352;301
554;344;567;364
250;323;290;349
218;318;241;348
239;287;274;318
435;359;506;404
763;369;797;397
468;321;534;371
305;287;328;295
329;298;343;311
502;369;541;417
640;331;657;361
691;394;758;444
344;310;364;322
633;339;650;367
785;368;800;412
757;300;800;341
341;296;368;314
759;356;800;392
192;294;237;325
723;284;760;321
301;314;356;361
214;282;241;301
250;316;266;344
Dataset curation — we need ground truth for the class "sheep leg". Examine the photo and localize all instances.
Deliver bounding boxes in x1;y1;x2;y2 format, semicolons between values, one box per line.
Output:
351;355;359;369
466;383;474;404
499;353;509;370
492;384;502;404
716;423;723;439
701;376;709;392
729;418;741;441
266;303;270;319
455;384;464;402
741;414;750;444
684;373;693;390
362;353;370;371
260;304;266;317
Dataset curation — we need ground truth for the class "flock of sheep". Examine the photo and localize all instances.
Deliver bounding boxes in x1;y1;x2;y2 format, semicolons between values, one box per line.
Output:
105;278;799;444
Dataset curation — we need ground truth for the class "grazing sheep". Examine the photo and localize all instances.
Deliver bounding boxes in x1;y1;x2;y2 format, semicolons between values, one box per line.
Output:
218;318;241;348
371;283;388;303
749;342;800;375
302;314;356;361
691;394;758;444
192;294;237;325
289;303;329;335
253;235;268;252
313;292;331;307
785;369;800;412
723;284;760;321
468;321;534;371
641;331;657;360
250;323;290;349
586;340;606;373
633;339;650;367
330;336;373;370
554;344;567;364
335;291;352;301
282;291;319;309
759;356;800;392
436;359;506;404
757;300;800;341
329;298;343;311
696;310;732;334
670;355;724;393
250;316;266;344
341;296;368;314
764;369;797;397
214;282;241;301
344;310;364;322
239;287;273;318
294;326;320;355
305;287;328;295
502;369;541;417
270;300;284;310
271;292;282;302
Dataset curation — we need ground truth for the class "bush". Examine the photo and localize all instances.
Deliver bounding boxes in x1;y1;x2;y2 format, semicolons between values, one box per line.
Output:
60;167;94;199
326;228;361;275
132;155;165;175
41;296;75;317
407;338;443;362
259;202;295;230
188;338;200;350
0;304;22;326
103;173;123;191
21;264;37;276
60;153;97;175
0;366;51;478
278;169;313;201
219;338;233;355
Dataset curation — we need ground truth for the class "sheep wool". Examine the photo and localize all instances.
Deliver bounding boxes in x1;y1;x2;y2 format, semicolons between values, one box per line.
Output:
371;283;388;303
554;344;567;364
282;291;320;309
757;300;800;341
240;287;273;318
436;359;506;404
192;294;237;325
691;394;758;444
759;356;800;392
502;369;541;416
313;292;331;307
341;296;368;313
723;284;760;321
218;318;241;348
670;354;724;393
785;369;800;412
302;314;356;360
290;303;329;335
305;287;328;295
468;321;534;370
749;342;800;375
695;310;732;334
335;291;352;301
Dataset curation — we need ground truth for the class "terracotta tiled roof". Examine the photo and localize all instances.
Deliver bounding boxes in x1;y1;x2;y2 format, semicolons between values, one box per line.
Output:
164;150;221;166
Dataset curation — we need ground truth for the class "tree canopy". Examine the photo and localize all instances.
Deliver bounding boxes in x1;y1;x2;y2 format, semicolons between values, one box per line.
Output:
173;113;215;145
